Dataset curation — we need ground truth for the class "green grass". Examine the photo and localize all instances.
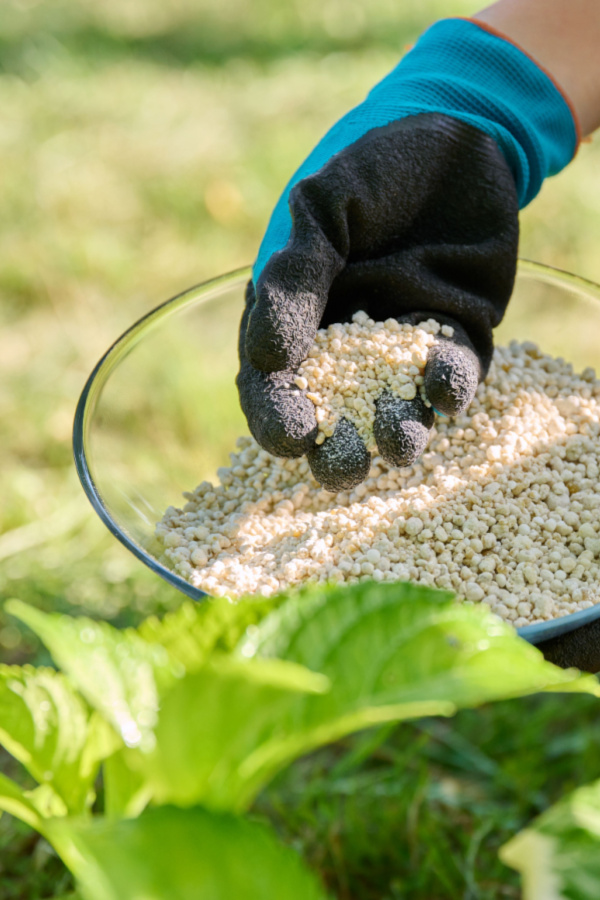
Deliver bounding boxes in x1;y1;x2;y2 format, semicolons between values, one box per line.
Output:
2;0;600;896
257;693;600;900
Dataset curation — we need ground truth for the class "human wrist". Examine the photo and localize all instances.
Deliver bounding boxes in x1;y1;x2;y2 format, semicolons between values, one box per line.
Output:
476;0;600;137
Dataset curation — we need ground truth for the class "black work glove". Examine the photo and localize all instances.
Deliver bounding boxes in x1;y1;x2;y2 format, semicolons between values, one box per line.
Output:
539;622;600;674
237;113;519;491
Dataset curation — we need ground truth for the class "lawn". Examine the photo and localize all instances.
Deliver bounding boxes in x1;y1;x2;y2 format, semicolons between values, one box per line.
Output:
2;0;600;897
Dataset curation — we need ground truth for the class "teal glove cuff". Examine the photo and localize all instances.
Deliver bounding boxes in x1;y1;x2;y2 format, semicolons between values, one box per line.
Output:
253;17;578;284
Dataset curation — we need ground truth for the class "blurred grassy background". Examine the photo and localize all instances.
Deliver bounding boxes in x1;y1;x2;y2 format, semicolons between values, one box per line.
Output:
1;1;600;897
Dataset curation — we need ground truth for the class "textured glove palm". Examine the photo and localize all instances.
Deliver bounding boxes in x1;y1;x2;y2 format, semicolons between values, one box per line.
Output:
237;113;519;490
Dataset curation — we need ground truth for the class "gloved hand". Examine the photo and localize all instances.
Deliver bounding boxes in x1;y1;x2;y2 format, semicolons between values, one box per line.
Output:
238;114;517;491
538;619;600;674
237;18;578;492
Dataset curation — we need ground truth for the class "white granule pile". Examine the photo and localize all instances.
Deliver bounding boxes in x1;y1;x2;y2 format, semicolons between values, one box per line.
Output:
296;312;451;447
156;337;600;629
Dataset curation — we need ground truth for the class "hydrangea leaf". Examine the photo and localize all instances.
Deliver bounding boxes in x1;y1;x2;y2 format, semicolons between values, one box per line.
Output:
0;664;117;815
8;600;329;815
47;805;330;900
501;779;600;900
10;586;599;816
7;600;180;754
241;581;600;713
102;748;152;819
138;582;573;811
137;654;335;810
0;771;45;831
138;596;280;671
226;582;600;804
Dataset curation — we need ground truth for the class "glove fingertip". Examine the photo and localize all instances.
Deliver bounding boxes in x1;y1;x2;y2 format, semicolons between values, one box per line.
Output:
424;342;480;417
307;418;371;492
374;391;434;468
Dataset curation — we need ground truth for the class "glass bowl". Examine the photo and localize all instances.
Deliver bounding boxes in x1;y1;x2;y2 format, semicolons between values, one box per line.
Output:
73;261;600;644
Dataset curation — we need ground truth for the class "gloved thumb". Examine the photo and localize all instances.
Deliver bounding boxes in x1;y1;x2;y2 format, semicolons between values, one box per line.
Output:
245;175;347;373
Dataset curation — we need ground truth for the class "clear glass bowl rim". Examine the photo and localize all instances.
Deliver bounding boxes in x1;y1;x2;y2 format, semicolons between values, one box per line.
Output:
73;260;600;645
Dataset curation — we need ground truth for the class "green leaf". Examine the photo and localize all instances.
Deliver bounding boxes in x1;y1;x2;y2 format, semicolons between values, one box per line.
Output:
25;783;70;818
223;582;599;805
12;587;599;819
102;748;153;819
0;770;44;832
241;582;600;712
7;600;180;753
133;584;556;812
47;805;330;900
501;779;600;900
137;655;329;810
138;596;280;671
0;664;117;814
8;599;329;814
